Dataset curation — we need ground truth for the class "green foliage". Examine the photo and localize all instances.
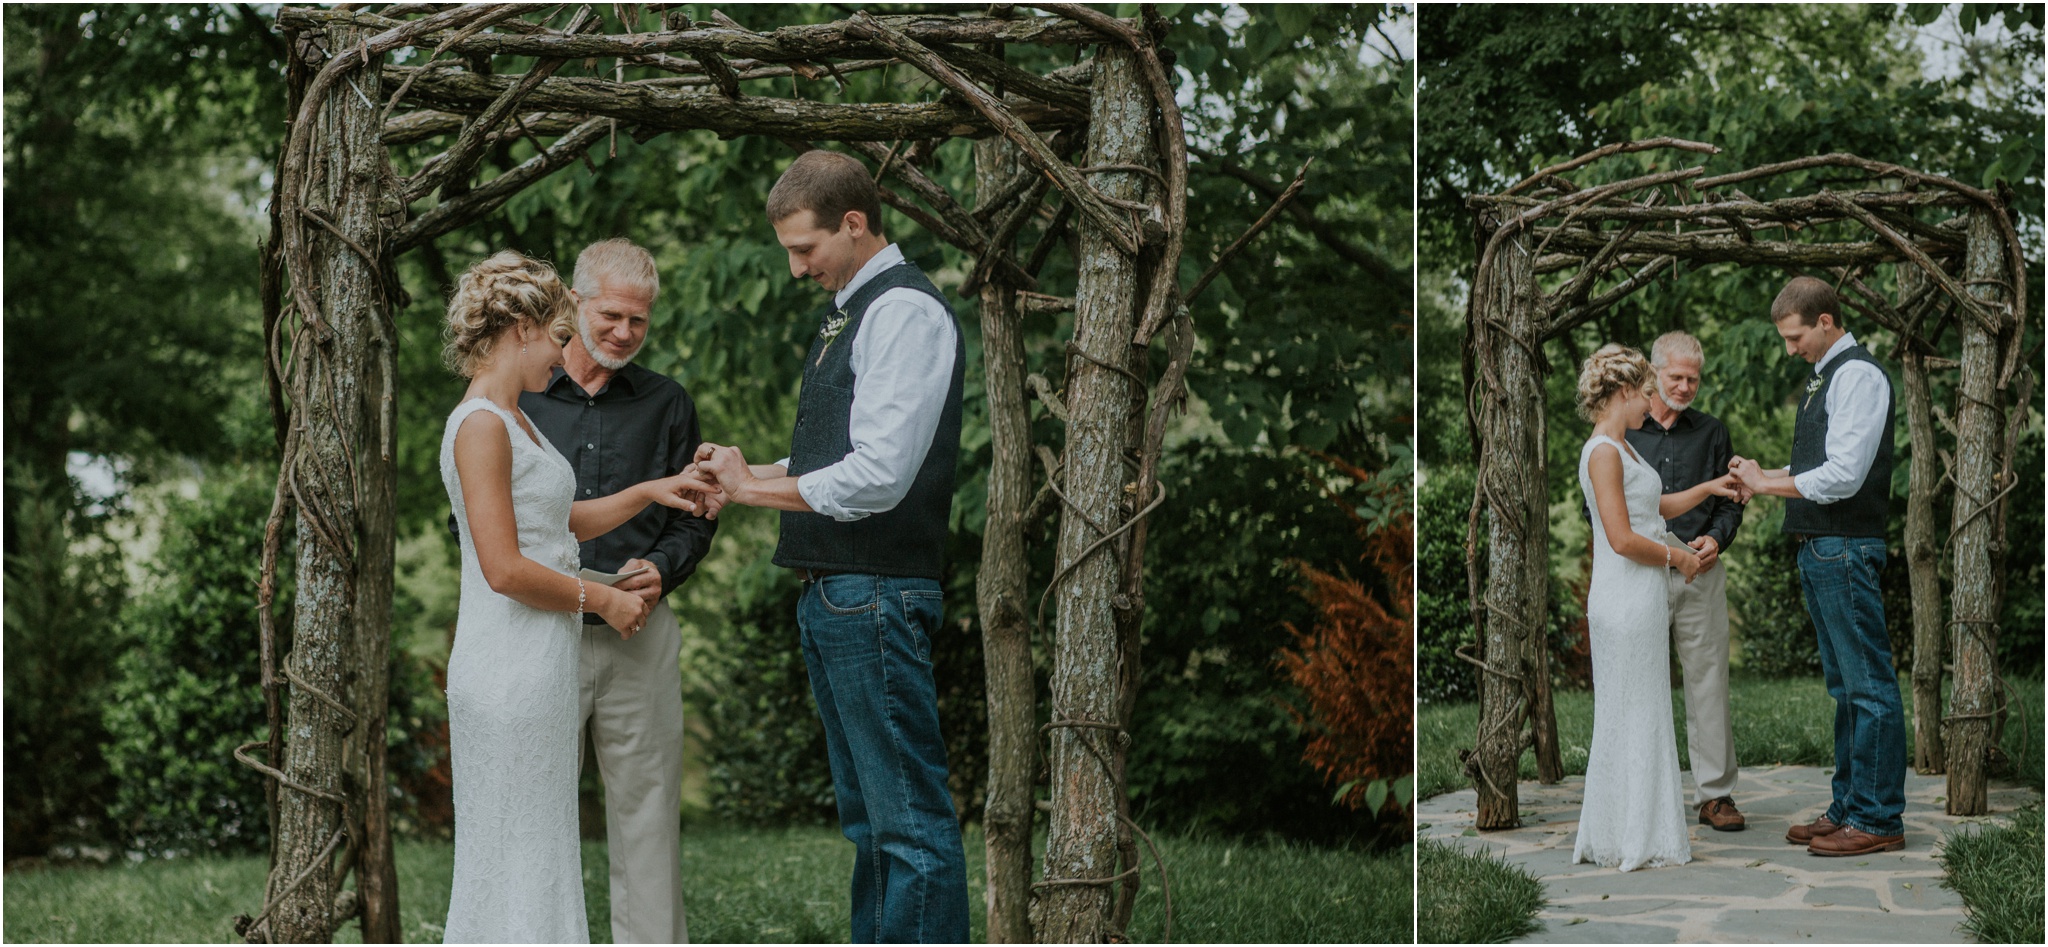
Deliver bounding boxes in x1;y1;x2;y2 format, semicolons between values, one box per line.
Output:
102;469;279;856
1124;445;1384;841
1417;465;1585;704
1415;837;1545;944
4;5;284;859
697;559;835;827
2;463;129;859
1417;466;1480;704
1938;805;2045;945
1726;520;1820;676
3;5;281;478
1169;4;1412;451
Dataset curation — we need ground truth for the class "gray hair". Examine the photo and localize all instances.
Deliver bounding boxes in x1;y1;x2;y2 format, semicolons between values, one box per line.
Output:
571;237;659;299
1650;330;1703;369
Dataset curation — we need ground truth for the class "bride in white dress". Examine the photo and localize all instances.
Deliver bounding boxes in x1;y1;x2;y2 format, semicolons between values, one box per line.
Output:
1572;344;1739;872
437;251;710;942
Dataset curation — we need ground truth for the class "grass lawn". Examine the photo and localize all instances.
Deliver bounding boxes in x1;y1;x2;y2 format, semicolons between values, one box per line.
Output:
1937;805;2045;944
1418;672;2045;801
2;823;1410;943
1414;838;1542;944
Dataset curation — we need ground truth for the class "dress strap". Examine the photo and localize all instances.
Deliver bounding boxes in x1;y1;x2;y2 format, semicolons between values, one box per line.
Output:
453;398;540;450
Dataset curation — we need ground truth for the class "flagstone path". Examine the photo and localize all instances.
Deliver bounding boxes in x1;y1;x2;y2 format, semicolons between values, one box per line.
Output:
1417;765;2040;943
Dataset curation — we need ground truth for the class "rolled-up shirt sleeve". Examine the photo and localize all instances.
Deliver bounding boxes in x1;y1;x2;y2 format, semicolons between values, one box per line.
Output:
1792;360;1890;503
795;289;957;522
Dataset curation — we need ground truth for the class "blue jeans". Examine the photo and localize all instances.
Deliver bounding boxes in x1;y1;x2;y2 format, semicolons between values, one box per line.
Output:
1797;536;1907;837
798;573;969;944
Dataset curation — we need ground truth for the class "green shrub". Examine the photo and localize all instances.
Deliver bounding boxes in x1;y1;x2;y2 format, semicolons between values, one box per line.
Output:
1416;837;1544;944
3;462;130;859
1417;466;1479;703
102;469;280;856
1124;444;1381;841
1727;519;1821;676
699;558;836;826
1938;805;2044;944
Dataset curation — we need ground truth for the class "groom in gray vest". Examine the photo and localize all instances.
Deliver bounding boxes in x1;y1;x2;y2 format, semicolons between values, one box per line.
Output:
1732;276;1905;857
686;149;969;943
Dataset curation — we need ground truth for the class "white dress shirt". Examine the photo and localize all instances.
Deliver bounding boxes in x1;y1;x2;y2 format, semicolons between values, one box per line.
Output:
1791;332;1891;504
775;244;958;522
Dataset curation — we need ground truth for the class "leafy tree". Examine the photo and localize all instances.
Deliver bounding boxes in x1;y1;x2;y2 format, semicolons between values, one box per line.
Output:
2;4;284;857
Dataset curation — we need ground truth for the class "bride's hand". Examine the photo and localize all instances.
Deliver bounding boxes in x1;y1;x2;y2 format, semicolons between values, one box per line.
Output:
1674;546;1704;583
1702;473;1742;499
644;469;726;518
594;584;651;639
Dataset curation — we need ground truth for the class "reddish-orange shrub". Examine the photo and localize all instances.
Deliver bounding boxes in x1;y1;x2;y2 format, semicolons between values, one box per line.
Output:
1276;453;1413;813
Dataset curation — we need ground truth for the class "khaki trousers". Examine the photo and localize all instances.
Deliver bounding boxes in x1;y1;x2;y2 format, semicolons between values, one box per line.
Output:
578;600;689;944
1664;541;1738;804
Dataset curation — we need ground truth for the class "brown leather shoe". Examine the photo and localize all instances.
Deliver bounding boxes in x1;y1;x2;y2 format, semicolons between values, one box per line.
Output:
1786;814;1841;845
1698;797;1746;831
1807;825;1905;856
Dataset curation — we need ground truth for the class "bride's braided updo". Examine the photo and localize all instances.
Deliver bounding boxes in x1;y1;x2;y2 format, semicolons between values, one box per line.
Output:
1575;343;1653;421
442;250;578;378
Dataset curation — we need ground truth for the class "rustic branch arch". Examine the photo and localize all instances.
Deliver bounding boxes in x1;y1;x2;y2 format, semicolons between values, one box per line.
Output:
240;4;1309;943
1457;140;2036;831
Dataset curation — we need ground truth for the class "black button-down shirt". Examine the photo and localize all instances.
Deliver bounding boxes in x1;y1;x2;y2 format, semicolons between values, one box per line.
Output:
449;364;717;621
1624;407;1744;551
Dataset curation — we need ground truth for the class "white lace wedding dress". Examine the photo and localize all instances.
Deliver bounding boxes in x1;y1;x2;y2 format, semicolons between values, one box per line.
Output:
440;399;589;943
1572;434;1692;872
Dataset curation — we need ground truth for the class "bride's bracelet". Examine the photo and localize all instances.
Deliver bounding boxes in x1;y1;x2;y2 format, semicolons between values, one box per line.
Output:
1665;545;1672;570
575;577;587;615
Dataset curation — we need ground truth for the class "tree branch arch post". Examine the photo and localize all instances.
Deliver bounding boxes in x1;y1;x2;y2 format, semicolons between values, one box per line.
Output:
244;5;1294;942
1462;211;1553;829
1458;142;2034;828
1945;206;2017;815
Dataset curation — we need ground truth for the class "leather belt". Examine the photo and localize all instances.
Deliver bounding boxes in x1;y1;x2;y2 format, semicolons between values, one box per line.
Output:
798;568;847;583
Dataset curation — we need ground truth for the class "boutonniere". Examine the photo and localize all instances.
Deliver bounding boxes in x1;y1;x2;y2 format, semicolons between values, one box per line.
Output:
816;308;850;365
1803;374;1825;408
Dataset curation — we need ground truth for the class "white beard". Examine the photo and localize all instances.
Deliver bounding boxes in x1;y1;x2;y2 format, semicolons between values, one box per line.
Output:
1658;389;1693;413
580;319;639;370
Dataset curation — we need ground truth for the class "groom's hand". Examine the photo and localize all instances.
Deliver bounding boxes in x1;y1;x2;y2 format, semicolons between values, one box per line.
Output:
617;557;663;606
1730;457;1765;493
697;444;757;503
1687;535;1720;572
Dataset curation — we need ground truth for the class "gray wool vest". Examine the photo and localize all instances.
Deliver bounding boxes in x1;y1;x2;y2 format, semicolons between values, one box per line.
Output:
1782;343;1895;538
771;261;964;580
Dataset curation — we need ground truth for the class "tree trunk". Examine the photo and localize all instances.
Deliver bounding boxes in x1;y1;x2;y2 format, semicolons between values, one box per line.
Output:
972;135;1038;947
1467;216;1550;829
271;25;384;943
1035;45;1150;943
1899;266;1946;776
1944;209;2009;815
352;276;401;942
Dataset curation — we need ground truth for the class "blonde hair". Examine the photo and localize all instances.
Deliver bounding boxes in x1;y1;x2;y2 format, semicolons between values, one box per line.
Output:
1575;343;1653;421
572;237;659;299
442;250;577;378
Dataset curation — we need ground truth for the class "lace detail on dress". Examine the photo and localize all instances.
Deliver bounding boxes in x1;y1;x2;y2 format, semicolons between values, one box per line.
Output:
1572;434;1693;872
439;398;590;942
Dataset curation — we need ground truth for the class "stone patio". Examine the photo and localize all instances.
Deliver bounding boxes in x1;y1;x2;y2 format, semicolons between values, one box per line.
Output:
1418;765;2041;943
